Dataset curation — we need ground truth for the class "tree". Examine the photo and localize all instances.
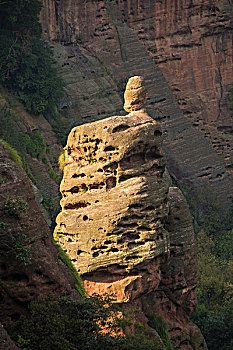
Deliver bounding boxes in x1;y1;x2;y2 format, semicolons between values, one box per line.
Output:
0;0;64;115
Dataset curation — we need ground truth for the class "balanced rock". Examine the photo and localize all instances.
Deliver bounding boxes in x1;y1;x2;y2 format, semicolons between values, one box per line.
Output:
54;109;168;282
124;76;148;112
54;84;206;349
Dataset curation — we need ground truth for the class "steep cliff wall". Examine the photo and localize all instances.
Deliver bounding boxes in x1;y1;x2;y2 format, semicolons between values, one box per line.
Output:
54;108;206;349
0;143;78;327
116;0;233;172
40;0;233;206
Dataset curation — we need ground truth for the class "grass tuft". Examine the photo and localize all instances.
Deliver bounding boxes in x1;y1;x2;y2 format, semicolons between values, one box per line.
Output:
0;138;23;168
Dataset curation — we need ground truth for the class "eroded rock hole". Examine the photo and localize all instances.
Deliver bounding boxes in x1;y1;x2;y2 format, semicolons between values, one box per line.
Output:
109;247;119;253
83;215;88;221
104;240;112;245
70;186;80;194
104;145;116;152
64;202;90;210
80;183;88;192
138;225;152;232
77;250;85;255
106;176;116;190
89;182;104;190
144;206;155;211
112;124;130;133
72;173;86;178
93;252;99;257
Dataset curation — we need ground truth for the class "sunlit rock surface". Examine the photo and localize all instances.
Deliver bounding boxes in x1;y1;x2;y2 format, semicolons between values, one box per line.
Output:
54;92;206;348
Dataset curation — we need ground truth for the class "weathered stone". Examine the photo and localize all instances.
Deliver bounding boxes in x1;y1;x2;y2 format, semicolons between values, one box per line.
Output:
54;110;169;277
54;107;206;348
124;76;148;112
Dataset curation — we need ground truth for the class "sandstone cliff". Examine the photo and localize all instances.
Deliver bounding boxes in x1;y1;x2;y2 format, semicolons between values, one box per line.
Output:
41;0;233;207
54;88;206;348
116;0;233;171
0;143;78;327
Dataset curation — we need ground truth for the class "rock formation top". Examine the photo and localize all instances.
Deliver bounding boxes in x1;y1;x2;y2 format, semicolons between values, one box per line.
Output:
124;76;148;112
55;109;168;275
54;79;206;349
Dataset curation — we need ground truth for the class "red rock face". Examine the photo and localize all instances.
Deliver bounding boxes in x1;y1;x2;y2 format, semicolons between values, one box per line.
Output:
0;144;78;327
116;0;233;171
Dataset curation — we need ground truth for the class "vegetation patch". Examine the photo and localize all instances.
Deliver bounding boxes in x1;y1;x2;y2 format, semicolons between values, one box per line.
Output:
58;151;66;172
0;139;23;168
0;0;64;116
54;241;86;298
147;313;174;350
0;198;31;265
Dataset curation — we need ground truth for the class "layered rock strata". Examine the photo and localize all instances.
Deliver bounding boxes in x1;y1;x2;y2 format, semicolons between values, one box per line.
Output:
116;0;233;172
41;0;233;206
54;105;206;348
0;144;78;327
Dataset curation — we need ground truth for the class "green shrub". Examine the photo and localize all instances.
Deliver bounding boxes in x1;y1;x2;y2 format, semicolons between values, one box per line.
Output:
10;294;169;350
0;139;23;168
58;151;66;171
147;314;174;350
19;130;46;159
48;165;61;184
121;322;164;350
54;241;86;298
11;294;123;350
191;300;233;350
0;0;64;115
0;198;27;218
0;198;31;265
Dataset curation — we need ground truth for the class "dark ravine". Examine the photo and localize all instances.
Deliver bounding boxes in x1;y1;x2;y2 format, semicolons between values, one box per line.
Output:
40;0;233;207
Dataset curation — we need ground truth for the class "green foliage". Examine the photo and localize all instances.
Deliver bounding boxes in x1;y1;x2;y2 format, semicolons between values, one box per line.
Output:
54;241;86;298
48;165;61;184
147;314;174;350
228;87;233;110
121;322;164;350
0;198;27;218
196;231;233;311
12;294;123;350
16;335;31;350
10;294;168;350
191;300;233;350
0;138;23;168
12;232;31;266
19;130;46;159
0;198;31;265
58;151;66;172
0;0;64;115
0;102;38;180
